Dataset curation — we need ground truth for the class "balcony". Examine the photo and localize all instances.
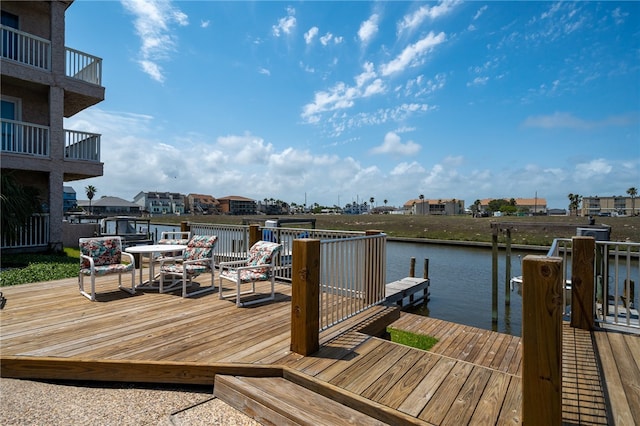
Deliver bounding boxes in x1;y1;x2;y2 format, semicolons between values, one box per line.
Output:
1;25;102;85
1;119;100;162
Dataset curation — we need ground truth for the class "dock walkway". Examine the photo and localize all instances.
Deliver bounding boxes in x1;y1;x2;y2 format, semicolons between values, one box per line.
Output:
1;272;637;424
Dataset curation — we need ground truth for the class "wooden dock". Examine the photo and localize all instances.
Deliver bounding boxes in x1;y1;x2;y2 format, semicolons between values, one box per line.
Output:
1;271;638;424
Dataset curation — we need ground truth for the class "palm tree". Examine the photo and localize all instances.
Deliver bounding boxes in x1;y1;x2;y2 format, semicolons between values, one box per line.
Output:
85;185;97;215
418;194;425;215
567;193;582;216
627;187;637;215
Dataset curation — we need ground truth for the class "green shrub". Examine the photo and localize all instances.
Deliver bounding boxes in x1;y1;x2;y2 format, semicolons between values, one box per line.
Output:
387;326;438;351
0;249;79;287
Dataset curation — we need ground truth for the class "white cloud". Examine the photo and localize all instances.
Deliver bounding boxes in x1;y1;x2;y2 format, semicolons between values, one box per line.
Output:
272;6;296;37
200;20;210;28
320;32;334;46
258;68;271;76
304;26;318;44
574;159;613;180
397;1;460;35
467;76;489;87
473;5;488;20
121;0;189;83
358;14;379;45
380;32;446;76
370;132;421;156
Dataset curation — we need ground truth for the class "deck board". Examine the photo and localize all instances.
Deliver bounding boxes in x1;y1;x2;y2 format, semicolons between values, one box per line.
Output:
1;274;635;424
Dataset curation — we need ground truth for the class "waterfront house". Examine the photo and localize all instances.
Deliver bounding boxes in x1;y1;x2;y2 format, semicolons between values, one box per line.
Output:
133;191;186;216
217;195;257;215
1;0;105;252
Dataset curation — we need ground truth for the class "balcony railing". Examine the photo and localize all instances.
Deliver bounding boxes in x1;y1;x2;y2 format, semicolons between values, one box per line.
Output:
65;47;102;85
1;119;49;157
0;25;50;70
1;25;102;85
65;130;101;161
1;214;50;249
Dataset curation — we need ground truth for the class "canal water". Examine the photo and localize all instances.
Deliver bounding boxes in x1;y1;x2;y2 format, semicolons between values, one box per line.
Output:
386;241;539;337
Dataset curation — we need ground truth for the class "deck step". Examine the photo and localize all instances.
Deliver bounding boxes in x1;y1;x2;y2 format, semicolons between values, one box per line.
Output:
214;375;389;426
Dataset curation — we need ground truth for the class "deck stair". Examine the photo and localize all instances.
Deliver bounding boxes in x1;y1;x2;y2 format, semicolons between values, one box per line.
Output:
214;369;428;426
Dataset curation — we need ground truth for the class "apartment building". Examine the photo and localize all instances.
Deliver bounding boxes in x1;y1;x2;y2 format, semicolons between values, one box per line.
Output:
581;196;636;217
133;191;186;215
1;1;105;251
404;198;466;215
217;195;256;215
186;193;220;215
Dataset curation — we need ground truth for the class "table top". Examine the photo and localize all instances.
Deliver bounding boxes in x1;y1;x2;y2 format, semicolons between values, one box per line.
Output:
125;244;187;253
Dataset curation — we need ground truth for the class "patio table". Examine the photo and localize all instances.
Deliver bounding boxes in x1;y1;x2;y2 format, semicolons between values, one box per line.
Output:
125;244;187;290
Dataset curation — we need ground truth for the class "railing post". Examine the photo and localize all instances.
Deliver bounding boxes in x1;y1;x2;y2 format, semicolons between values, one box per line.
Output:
522;255;563;426
249;224;260;247
290;238;320;356
409;257;416;277
492;232;499;324
571;236;595;330
180;221;190;233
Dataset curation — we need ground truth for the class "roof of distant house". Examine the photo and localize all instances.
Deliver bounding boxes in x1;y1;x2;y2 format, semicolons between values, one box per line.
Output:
77;196;140;207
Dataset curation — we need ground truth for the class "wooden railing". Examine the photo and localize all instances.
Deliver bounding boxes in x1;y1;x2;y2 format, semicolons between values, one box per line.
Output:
1;25;50;70
522;236;639;424
1;214;50;249
1;119;49;157
64;130;101;161
547;237;639;331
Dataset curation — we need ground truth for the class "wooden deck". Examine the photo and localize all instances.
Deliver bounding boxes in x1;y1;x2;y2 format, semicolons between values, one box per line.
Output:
1;271;637;424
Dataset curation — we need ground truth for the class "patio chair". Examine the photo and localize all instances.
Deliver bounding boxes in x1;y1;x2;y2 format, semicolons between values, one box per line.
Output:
219;240;282;307
78;236;136;301
158;235;218;297
155;230;191;260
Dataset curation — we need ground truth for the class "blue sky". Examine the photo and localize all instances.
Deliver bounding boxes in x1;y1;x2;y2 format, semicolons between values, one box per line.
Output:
65;1;639;210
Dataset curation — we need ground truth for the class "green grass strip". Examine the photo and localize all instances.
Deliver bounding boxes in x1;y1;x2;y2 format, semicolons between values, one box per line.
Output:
387;326;438;351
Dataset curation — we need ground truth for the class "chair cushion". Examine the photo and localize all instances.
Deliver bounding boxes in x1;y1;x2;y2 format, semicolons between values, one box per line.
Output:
80;263;134;276
183;235;218;265
221;269;270;282
158;238;190;245
79;237;122;269
247;241;282;267
161;263;209;276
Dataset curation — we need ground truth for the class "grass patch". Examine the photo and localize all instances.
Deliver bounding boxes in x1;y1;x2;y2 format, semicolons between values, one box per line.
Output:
0;248;79;287
387;326;438;351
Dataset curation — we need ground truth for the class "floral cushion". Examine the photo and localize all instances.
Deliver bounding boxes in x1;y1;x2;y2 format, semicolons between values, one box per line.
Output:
220;241;282;282
158;238;190;245
182;235;218;266
162;264;209;275
79;237;123;269
247;241;282;267
80;263;134;276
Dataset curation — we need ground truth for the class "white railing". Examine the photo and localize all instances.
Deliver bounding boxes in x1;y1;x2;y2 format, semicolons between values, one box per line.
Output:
1;119;49;156
0;25;50;70
65;47;102;85
187;222;387;329
1;214;50;249
65;130;101;161
189;223;249;262
548;238;639;331
319;233;387;330
0;26;102;85
263;226;363;281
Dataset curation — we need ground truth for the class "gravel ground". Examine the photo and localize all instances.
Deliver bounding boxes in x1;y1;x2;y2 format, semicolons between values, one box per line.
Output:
0;378;260;425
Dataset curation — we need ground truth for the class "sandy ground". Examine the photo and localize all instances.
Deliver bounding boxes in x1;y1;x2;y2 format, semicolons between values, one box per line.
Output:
0;378;260;425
